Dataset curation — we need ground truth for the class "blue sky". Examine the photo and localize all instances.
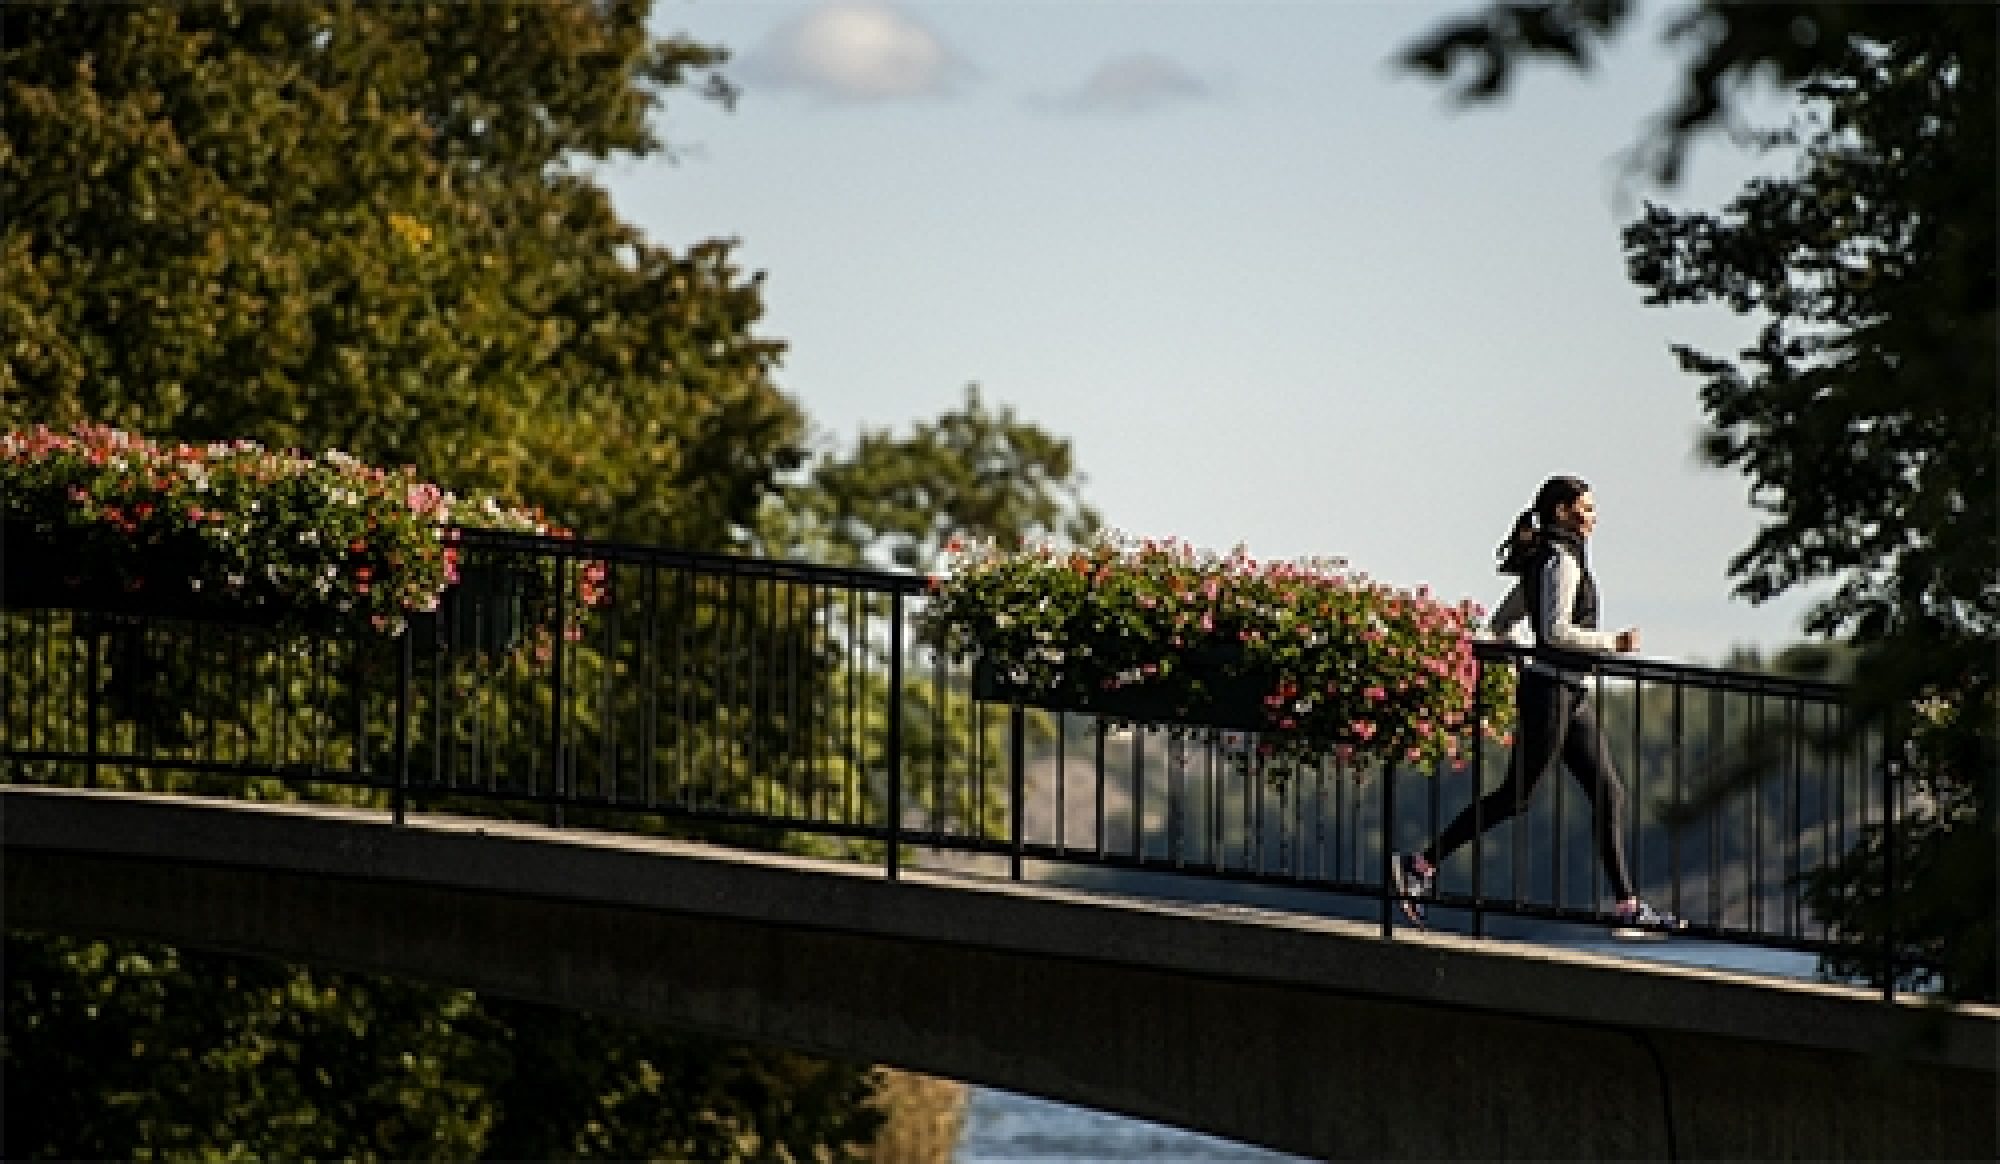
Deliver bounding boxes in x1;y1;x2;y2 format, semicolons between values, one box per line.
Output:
604;1;1820;662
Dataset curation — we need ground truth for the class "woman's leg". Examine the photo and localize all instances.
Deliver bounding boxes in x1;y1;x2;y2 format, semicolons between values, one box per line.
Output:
1426;675;1565;866
1560;696;1637;903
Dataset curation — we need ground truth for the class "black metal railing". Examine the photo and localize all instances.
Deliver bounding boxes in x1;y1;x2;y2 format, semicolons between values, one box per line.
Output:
1;528;1912;991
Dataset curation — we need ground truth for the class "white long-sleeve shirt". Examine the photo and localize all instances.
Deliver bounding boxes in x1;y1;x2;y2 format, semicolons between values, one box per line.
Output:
1489;542;1618;680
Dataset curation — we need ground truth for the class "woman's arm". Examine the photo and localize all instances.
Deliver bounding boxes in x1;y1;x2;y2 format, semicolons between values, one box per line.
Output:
1537;547;1622;652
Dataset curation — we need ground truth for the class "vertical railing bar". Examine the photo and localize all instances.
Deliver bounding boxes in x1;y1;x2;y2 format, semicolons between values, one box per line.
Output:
931;621;947;837
1210;735;1224;872
720;568;741;814
85;618;102;789
1232;744;1248;872
640;565;661;810
1335;751;1348;884
1253;738;1268;872
804;579;823;823
549;546;570;827
744;569;760;816
1132;723;1147;863
1380;761;1398;938
208;621;230;774
1093;719;1107;860
1749;692;1763;936
1789;693;1804;940
1631;673;1645;912
393;625;412;826
1830;697;1847;942
814;580;832;824
844;586;860;827
1293;757;1308;879
936;636;952;844
1670;677;1685;923
1811;697;1828;941
1010;703;1026;880
1470;654;1487;936
1055;712;1068;853
1708;687;1723;929
269;625;288;777
886;589;905;880
1554;673;1571;914
428;613;447;793
1313;757;1327;882
599;561;620;805
1880;706;1898;1001
787;579;804;821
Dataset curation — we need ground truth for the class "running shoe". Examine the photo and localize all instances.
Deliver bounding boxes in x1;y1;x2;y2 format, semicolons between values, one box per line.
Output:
1612;899;1687;935
1391;851;1435;925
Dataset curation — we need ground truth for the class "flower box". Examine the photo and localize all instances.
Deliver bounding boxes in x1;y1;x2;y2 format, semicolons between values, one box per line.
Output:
971;650;1274;733
2;520;285;627
927;533;1515;771
2;423;604;641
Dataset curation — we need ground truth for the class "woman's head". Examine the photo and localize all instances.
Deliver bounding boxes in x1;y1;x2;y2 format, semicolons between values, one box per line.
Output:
1497;474;1594;573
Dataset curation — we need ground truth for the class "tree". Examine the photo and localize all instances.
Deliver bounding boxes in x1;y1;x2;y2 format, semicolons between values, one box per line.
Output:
1408;2;1996;999
2;934;884;1162
2;3;1106;1151
762;384;1102;571
1;0;799;549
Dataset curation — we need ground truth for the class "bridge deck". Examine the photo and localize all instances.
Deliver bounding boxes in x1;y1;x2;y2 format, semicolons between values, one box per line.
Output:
6;786;1994;1159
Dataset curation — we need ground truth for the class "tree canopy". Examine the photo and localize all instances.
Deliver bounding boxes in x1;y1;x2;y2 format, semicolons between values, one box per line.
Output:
2;0;795;550
1409;1;1995;999
1;1;1099;1154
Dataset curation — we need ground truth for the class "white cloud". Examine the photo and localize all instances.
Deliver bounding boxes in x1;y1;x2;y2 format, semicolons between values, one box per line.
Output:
742;3;973;103
1037;53;1216;115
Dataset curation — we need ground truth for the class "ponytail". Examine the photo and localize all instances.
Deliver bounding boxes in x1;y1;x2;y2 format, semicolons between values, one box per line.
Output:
1496;475;1590;575
1495;508;1539;575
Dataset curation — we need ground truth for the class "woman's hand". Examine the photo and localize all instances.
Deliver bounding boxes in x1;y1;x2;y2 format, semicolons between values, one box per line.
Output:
1615;627;1642;653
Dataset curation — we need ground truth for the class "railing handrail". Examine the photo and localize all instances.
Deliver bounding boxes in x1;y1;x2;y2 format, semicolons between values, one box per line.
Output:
454;526;1849;701
1470;640;1847;701
452;526;931;595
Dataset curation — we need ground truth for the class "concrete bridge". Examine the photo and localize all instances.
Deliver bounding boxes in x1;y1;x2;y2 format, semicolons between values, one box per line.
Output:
4;785;1994;1161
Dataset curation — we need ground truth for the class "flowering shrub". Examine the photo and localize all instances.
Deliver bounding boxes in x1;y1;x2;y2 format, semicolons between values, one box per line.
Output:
926;533;1516;772
1;423;598;638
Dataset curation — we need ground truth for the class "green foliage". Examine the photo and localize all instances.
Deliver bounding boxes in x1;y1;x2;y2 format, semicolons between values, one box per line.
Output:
762;383;1101;572
1411;1;1997;999
3;934;499;1160
0;0;1101;1150
0;0;801;549
1403;1;1975;182
2;933;884;1162
1800;692;1998;1000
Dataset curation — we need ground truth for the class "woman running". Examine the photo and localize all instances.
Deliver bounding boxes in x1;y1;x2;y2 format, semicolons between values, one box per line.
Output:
1394;475;1684;932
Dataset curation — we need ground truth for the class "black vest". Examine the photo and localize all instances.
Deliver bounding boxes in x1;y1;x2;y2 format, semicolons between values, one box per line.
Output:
1524;530;1599;645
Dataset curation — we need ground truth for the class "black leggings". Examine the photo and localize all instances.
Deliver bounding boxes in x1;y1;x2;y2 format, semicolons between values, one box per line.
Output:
1423;673;1635;902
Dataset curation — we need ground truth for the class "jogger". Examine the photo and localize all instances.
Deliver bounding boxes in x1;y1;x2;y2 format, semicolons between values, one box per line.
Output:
1392;474;1682;932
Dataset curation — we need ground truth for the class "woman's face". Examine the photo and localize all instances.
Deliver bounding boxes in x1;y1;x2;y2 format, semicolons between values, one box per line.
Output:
1556;491;1598;539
